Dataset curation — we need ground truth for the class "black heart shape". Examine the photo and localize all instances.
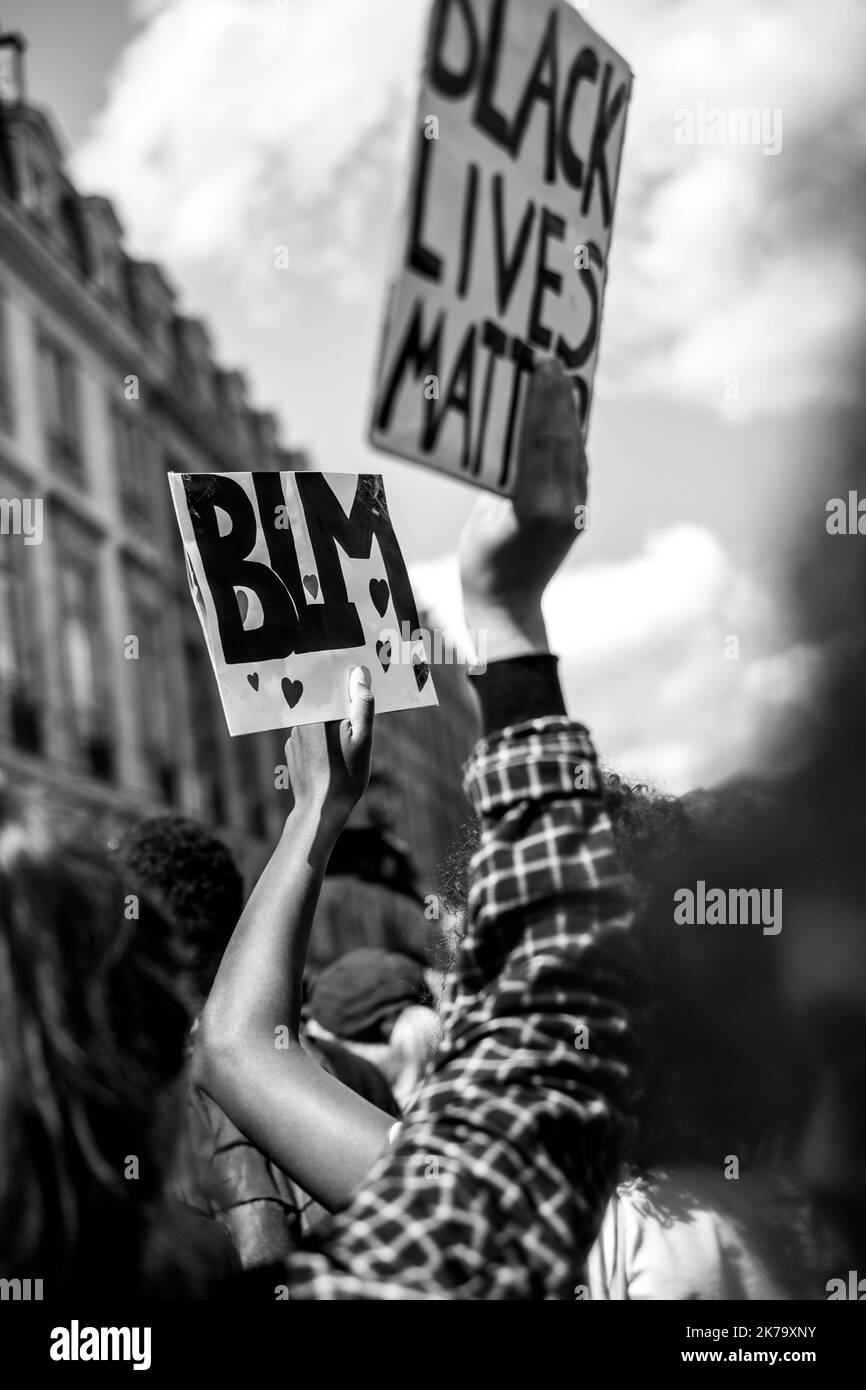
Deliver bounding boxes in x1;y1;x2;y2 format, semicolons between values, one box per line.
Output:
369;578;390;617
376;639;391;672
412;656;430;691
303;574;319;599
281;677;304;709
247;672;259;691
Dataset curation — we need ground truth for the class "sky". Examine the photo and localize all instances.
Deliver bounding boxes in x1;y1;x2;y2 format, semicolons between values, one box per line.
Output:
9;0;865;791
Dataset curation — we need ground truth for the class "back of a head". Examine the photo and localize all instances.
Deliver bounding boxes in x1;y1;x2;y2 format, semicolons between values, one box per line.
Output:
118;815;244;1007
604;776;801;1174
307;950;440;1113
0;785;190;1295
430;784;793;1170
307;947;433;1044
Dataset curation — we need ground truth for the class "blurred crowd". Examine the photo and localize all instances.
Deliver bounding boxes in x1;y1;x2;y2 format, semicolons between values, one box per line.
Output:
1;361;864;1301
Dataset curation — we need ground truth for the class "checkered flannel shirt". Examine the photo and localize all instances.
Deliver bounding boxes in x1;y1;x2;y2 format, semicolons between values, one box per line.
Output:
285;716;636;1299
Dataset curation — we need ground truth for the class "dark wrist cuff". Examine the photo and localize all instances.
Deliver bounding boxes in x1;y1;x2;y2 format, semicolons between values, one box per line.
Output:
469;654;566;735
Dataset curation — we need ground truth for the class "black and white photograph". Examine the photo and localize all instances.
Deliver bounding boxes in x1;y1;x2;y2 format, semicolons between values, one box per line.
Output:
0;0;864;1359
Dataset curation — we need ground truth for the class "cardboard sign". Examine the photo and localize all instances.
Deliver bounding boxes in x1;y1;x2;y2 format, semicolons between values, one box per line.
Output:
169;471;437;735
369;0;632;495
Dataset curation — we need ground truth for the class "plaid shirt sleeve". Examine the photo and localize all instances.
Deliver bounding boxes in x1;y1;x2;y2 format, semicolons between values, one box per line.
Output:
284;716;636;1300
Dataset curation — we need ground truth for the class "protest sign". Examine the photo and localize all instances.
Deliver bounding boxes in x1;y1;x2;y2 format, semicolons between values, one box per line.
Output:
369;0;632;496
169;470;437;736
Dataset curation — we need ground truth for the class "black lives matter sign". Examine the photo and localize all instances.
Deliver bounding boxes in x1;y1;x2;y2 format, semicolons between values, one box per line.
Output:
369;0;632;495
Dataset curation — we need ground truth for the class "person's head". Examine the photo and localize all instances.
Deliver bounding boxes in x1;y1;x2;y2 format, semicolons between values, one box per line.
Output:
118;816;244;1010
306;948;441;1111
688;752;866;1270
604;775;803;1176
0;783;189;1294
435;782;800;1173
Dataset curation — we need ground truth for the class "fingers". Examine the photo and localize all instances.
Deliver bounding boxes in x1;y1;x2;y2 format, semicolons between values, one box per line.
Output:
542;359;581;482
347;665;374;746
516;360;584;530
518;359;563;485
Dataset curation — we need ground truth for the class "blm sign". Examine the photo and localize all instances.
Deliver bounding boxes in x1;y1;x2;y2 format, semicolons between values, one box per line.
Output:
170;470;437;736
369;0;632;495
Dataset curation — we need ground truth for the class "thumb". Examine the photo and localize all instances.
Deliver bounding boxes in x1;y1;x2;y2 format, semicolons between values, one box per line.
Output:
347;665;374;745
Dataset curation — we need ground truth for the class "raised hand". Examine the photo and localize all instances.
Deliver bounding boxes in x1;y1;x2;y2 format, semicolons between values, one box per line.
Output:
459;358;588;659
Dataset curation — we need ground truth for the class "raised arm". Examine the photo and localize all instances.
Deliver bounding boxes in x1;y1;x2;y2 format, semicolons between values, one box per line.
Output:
283;360;638;1299
192;668;394;1212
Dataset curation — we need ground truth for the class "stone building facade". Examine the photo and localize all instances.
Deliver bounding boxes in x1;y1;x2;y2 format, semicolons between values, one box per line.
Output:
0;28;478;936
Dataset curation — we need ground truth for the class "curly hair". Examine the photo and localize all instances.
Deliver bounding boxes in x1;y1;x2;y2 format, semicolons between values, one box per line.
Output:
436;775;802;1176
0;784;190;1294
603;775;803;1174
117;816;244;1007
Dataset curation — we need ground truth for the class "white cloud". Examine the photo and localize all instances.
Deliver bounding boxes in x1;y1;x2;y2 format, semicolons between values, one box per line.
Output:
411;524;820;793
73;0;866;419
75;0;425;300
597;0;866;418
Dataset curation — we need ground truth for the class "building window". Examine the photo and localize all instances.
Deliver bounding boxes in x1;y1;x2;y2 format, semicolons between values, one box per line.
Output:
112;402;152;531
58;548;113;779
184;638;226;826
94;241;123;304
0;529;41;753
127;582;177;804
0;295;14;435
22;141;58;227
29;161;53;223
38;335;82;478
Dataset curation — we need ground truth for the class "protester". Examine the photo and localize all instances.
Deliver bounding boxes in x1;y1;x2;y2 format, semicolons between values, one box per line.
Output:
582;778;823;1299
4;353;860;1302
193;358;639;1296
117;815;245;1017
305;947;441;1111
119;815;399;1264
582;408;866;1295
0;784;236;1298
